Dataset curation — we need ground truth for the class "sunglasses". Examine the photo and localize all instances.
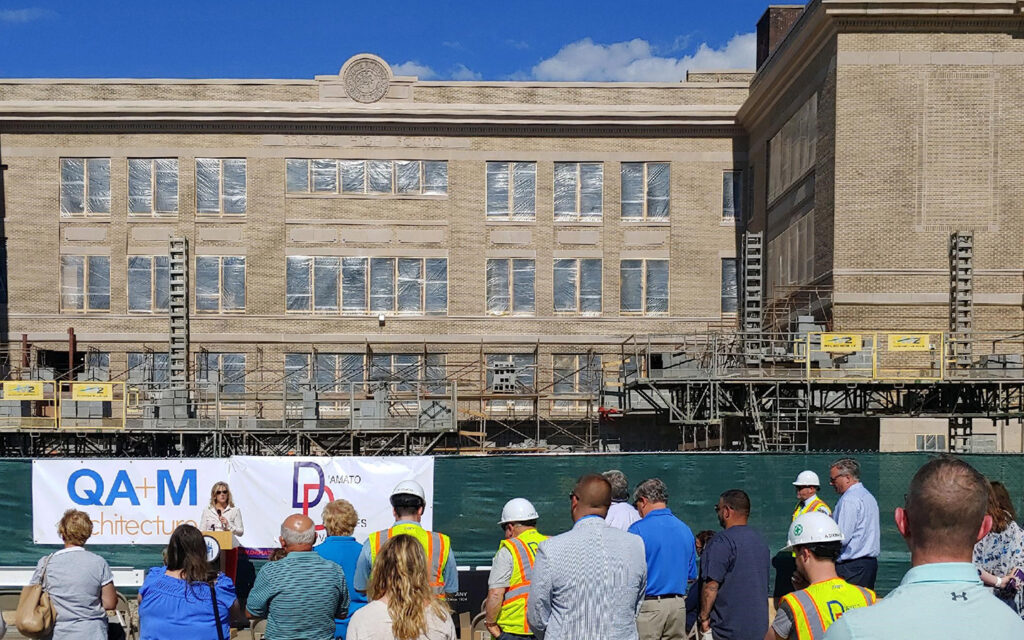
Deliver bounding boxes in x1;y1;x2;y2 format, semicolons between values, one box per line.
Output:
216;490;228;495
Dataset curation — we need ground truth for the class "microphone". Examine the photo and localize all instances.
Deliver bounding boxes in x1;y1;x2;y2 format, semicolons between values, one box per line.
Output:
216;508;223;531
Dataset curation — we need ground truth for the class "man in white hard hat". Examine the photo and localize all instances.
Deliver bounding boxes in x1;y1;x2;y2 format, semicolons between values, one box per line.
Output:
766;512;875;640
484;498;548;639
352;479;458;597
792;470;832;522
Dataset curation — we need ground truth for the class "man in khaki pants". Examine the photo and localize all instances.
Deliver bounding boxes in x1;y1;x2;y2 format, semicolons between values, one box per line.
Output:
628;478;697;640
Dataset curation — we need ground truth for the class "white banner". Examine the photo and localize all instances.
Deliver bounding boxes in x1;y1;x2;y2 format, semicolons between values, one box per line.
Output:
33;459;231;545
228;456;434;548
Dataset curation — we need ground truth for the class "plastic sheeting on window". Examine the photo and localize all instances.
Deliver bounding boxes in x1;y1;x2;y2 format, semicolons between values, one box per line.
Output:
128;352;170;388
486;354;536;391
486;162;509;216
721;258;738;313
579;259;602;313
368;160;393;194
313;159;338;192
620;163;644;218
223;159;246;214
128;159;152;213
396;161;420;194
580;354;602;393
154;256;170;311
580;163;603;219
219;353;246;393
486;259;510;314
554;163;577;218
512;259;535;313
339;354;365;384
196;257;221;312
315;354;340;392
60;159;85;215
286;256;312;311
723;171;741;220
619;260;643;312
85;352;110;380
314;257;340;311
426;353;446;394
646;260;669;313
284;353;310;391
154;159;178;213
342;258;367;311
87;256;110;310
512;163;536;219
60;255;84;310
87;158;110;213
221;257;245;311
286;159;309;193
397;258;423;312
552;354;576;394
553;259;577;312
425;258;447;314
646;163;670;219
127;256;153;312
196;158;220;214
370;257;395;312
393;354;420;391
424;161;447;194
341;160;365;193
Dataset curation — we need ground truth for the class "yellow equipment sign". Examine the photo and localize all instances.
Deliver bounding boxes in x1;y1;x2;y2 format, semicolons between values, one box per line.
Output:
820;334;862;353
72;383;113;401
3;381;44;400
888;333;931;352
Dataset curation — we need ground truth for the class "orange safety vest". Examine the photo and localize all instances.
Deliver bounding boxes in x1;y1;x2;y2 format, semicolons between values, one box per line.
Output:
779;578;876;640
368;522;452;597
495;529;548;635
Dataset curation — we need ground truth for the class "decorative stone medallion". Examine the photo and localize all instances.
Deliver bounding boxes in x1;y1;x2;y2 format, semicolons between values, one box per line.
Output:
343;56;391;103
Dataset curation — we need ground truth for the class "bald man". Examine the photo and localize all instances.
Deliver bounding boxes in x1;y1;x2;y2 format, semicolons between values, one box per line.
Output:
527;473;647;640
248;514;351;640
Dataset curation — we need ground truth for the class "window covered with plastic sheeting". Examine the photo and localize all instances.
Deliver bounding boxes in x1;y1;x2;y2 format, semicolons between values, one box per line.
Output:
425;353;447;394
370;354;423;393
286;257;312;311
84;352;109;380
425;258;447;314
620;259;668;315
59;255;109;312
645;260;669;313
284;353;310;391
196;256;245;313
552;354;602;394
554;162;603;221
313;159;338;192
284;159;448;196
621;162;670;220
486;259;510;314
722;171;742;221
129;158;178;215
396;160;420;194
196;158;246;215
342;258;368;312
370;258;396;312
368;160;393;193
313;257;340;311
127;352;170;389
487;162;536;220
128;255;169;313
424;161;448;194
198;352;246;394
397;258;423;312
619;260;643;313
86;256;109;311
60;158;110;216
286;159;309;193
485;354;536;392
721;258;738;314
341;160;365;193
554;259;602;314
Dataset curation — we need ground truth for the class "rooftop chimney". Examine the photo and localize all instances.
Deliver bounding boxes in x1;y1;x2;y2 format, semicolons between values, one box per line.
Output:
756;5;806;69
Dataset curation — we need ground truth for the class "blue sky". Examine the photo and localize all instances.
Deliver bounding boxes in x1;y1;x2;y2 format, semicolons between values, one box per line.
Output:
0;1;775;80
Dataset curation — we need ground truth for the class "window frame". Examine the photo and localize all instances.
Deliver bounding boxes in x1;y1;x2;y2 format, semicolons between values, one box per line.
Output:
127;158;179;217
284;159;448;196
553;258;603;315
486;161;537;221
721;257;739;315
60;255;110;313
195;158;247;216
60;158;111;217
620;161;670;221
722;170;743;223
195;255;246;314
619;259;669;316
197;352;247;395
127;255;170;314
554;162;604;222
486;258;536;316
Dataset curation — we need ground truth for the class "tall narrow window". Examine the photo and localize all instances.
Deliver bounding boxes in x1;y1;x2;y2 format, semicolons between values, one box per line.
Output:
554;162;603;221
620;259;669;315
486;258;535;315
721;258;738;314
128;159;178;215
342;258;368;312
196;256;245;313
621;162;670;220
487;162;536;220
60;158;110;216
127;256;170;312
60;255;109;312
196;158;246;215
553;259;602;314
723;171;742;222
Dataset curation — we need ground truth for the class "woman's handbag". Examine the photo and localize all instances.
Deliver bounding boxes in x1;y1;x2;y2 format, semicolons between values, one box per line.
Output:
15;554;57;638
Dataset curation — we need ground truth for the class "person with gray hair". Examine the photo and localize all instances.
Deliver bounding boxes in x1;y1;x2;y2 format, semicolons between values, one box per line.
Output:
247;514;350;640
829;457;880;589
628;479;698;640
604;469;641;531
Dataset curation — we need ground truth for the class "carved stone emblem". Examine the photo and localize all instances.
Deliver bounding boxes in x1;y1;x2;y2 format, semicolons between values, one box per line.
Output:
344;57;390;103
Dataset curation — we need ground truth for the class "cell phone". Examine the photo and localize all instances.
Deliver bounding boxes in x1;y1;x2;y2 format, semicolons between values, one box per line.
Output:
1009;567;1024;591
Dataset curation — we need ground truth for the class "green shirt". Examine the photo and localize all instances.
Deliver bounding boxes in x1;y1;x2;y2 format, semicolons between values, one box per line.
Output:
247;551;350;640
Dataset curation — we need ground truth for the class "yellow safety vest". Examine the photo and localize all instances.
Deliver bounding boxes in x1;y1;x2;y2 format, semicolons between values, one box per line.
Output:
792;496;832;521
368;522;452;597
495;528;548;636
779;578;876;640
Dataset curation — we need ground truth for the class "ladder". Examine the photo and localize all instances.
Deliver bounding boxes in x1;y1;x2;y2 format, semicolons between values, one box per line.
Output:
168;238;189;387
948;232;973;368
743;232;764;365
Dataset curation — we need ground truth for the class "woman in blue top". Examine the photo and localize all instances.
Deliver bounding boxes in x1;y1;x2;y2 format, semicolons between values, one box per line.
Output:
139;524;240;640
315;499;368;638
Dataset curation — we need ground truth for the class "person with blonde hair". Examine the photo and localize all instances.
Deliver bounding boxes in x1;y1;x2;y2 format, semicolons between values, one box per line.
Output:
29;509;117;640
347;534;456;640
316;499;368;638
199;481;244;536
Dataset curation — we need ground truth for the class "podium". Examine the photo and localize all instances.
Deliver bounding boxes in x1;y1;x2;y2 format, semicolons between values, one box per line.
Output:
203;530;241;581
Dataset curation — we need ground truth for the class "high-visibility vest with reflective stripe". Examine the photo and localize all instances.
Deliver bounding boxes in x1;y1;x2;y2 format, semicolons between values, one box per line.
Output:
368;522;452;596
780;578;876;640
495;528;548;636
792;496;832;521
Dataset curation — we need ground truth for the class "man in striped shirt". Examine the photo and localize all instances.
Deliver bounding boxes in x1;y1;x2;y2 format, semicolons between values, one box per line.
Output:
247;514;350;640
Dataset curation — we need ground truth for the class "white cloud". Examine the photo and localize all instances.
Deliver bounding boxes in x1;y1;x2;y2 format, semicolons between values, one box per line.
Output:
390;61;437;80
531;33;755;82
449;63;482;81
0;8;53;23
505;39;530;50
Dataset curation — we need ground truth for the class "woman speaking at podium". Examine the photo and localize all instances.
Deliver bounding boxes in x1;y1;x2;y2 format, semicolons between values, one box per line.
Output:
199;481;244;536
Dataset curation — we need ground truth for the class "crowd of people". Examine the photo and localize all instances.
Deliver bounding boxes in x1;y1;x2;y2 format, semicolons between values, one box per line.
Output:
7;456;1024;640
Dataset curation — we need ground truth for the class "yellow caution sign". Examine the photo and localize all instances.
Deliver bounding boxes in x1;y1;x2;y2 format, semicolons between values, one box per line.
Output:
72;383;113;401
821;334;862;353
888;333;931;352
3;381;44;400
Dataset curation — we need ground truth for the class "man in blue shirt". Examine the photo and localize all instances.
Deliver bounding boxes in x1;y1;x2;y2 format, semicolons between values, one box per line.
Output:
823;456;1024;639
628;478;697;640
829;458;880;589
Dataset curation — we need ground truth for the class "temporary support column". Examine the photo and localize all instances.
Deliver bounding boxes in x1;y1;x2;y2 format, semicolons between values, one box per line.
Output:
168;238;190;389
742;232;764;365
948;232;974;452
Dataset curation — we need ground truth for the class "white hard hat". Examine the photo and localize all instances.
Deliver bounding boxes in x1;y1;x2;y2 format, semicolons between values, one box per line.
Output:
783;512;843;551
792;470;821;487
390;480;426;501
498;498;540;525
